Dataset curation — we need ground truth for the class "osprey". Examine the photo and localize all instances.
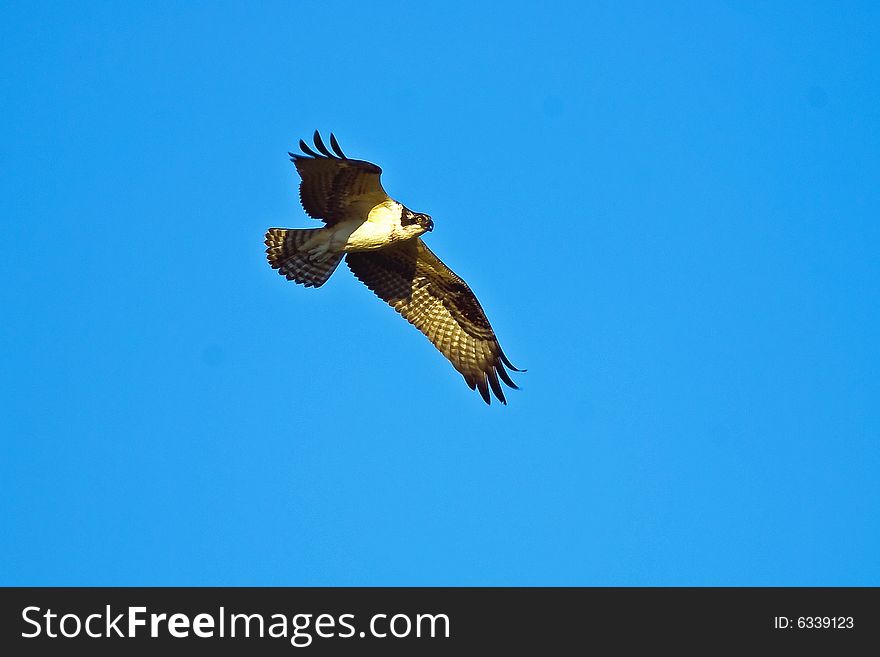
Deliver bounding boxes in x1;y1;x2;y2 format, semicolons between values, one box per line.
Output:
265;131;522;404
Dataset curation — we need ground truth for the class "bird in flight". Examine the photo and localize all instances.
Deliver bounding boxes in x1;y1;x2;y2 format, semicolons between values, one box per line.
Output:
265;131;522;404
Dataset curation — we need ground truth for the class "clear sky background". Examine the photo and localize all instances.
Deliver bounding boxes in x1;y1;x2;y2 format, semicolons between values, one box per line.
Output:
1;1;878;585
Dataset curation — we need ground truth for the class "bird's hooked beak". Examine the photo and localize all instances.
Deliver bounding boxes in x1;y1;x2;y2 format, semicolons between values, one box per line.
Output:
425;217;434;232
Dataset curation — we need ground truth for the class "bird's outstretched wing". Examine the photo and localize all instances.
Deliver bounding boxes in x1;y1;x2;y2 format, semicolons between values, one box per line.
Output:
346;239;522;404
290;131;388;225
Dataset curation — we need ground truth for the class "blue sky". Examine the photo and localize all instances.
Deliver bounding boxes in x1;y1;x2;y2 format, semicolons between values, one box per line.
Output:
1;1;878;585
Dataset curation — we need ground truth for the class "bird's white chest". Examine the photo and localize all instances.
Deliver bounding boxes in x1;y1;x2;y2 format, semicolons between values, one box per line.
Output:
333;202;405;252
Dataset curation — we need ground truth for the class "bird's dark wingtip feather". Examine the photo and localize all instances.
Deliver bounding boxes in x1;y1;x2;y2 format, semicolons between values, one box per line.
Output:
487;369;506;404
299;139;319;157
313;131;334;157
499;349;525;372
329;133;346;159
476;376;491;404
496;364;519;390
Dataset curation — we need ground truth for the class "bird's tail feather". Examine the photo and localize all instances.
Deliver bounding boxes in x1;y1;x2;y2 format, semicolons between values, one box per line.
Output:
265;228;342;288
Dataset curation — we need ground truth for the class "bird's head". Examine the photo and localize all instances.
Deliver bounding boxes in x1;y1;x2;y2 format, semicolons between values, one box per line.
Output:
401;207;433;236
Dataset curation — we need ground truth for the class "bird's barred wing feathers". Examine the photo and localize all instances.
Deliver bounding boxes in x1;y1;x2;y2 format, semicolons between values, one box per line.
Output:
346;238;521;404
290;131;388;224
